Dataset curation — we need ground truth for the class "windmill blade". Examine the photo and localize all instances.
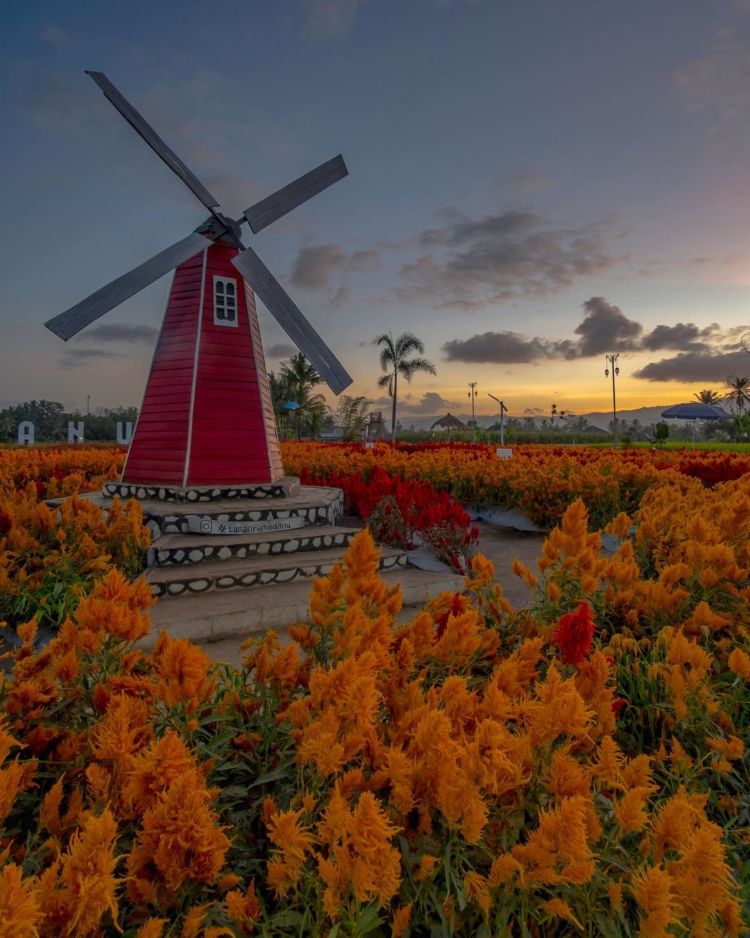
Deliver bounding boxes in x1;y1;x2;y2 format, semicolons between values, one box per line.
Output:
243;155;348;234
232;246;352;395
86;70;220;212
46;232;210;341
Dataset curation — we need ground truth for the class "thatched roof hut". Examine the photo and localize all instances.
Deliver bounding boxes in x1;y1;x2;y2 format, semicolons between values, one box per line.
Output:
430;412;468;431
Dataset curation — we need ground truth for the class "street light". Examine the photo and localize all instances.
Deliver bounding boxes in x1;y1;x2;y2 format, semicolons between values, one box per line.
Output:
604;354;620;442
468;382;478;441
488;393;507;445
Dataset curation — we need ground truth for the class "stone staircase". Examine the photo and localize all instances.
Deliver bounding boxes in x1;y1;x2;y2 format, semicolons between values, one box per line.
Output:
71;477;465;644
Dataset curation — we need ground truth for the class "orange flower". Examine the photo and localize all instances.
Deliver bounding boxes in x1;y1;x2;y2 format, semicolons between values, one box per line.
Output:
57;809;120;936
0;863;42;937
127;767;229;901
631;866;677;938
728;646;750;680
122;730;198;815
150;632;215;709
225;880;261;934
266;808;314;897
511;796;595;886
543;898;582;930
464;871;491;915
391;902;413;937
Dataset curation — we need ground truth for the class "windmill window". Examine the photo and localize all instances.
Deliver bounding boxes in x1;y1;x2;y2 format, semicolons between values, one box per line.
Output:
213;276;238;327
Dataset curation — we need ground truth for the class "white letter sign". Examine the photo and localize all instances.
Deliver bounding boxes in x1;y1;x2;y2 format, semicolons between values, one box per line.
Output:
17;421;35;445
67;421;85;444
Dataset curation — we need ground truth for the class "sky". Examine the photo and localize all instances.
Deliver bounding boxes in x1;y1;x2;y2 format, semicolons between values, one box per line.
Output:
1;0;750;421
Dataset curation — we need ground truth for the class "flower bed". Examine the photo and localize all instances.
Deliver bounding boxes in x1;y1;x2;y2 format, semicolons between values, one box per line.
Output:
0;447;148;630
0;462;748;935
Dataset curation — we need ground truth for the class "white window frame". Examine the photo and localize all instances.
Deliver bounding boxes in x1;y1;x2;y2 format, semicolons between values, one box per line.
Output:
213;275;239;327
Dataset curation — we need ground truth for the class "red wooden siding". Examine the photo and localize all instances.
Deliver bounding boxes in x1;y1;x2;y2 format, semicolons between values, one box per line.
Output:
123;241;284;487
122;251;205;484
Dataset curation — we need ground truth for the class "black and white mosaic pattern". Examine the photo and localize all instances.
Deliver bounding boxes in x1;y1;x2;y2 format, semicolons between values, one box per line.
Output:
103;477;300;503
150;550;405;599
140;488;344;539
150;528;357;567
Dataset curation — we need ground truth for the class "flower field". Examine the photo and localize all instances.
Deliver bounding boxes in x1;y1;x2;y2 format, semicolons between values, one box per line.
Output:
0;443;749;935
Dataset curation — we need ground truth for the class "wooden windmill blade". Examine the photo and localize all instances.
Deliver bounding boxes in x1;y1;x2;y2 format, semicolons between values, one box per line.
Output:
244;155;348;233
45;231;211;340
86;71;220;212
232;245;352;395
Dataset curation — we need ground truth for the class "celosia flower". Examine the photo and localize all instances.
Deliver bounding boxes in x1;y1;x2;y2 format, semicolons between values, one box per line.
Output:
553;602;596;666
126;768;229;901
58;809;120;935
631;866;678;937
0;863;42;937
266;808;314;897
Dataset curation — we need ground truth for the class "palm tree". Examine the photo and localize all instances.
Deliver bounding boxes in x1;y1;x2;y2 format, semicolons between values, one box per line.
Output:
725;375;750;415
278;353;327;440
694;389;722;405
375;332;436;442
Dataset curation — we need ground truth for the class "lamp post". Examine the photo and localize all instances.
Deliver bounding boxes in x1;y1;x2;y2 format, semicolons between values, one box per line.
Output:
488;393;507;446
468;382;478;441
604;354;620;442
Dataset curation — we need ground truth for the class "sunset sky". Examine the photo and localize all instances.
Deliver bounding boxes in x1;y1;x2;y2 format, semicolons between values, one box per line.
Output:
1;0;750;420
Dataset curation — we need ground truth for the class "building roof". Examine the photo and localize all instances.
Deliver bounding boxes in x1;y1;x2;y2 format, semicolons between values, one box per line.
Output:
430;412;468;430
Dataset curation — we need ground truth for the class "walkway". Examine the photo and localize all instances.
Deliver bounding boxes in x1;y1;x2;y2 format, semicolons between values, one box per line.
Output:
202;521;547;667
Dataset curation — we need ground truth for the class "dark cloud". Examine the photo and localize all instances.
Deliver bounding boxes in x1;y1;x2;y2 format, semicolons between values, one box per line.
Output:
634;350;750;383
573;297;642;356
442;298;743;367
290;244;346;289
59;348;123;369
290;244;381;290
400;392;458;415
78;323;159;344
396;209;621;311
443;331;566;364
266;343;297;359
640;321;718;352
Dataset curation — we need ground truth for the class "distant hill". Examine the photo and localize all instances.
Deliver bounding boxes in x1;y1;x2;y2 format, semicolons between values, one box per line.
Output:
398;404;703;431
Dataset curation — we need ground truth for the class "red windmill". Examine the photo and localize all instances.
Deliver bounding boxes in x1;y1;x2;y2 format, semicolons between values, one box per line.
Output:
46;71;352;490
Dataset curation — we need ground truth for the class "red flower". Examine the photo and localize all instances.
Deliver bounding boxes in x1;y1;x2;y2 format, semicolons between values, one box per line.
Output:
612;697;628;717
553;601;596;666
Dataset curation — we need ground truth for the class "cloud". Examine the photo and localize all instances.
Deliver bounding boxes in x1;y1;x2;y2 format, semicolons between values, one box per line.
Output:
640;321;719;353
443;331;563;364
59;348;123;369
291;245;346;288
77;323;158;344
40;24;73;48
290;244;380;289
674;28;750;124
266;342;297;359
330;286;349;308
573;297;642;356
306;0;362;37
396;209;621;310
442;298;742;366
634;350;750;383
399;392;458;415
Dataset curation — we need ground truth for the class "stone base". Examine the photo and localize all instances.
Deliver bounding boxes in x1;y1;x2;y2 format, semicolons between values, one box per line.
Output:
103;476;300;503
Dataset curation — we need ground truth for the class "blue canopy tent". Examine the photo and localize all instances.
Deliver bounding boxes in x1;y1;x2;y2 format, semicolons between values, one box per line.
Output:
660;402;732;446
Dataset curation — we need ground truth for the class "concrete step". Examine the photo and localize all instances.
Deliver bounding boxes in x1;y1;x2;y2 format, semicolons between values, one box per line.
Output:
103;475;300;503
145;566;466;645
149;524;360;567
147;546;407;599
